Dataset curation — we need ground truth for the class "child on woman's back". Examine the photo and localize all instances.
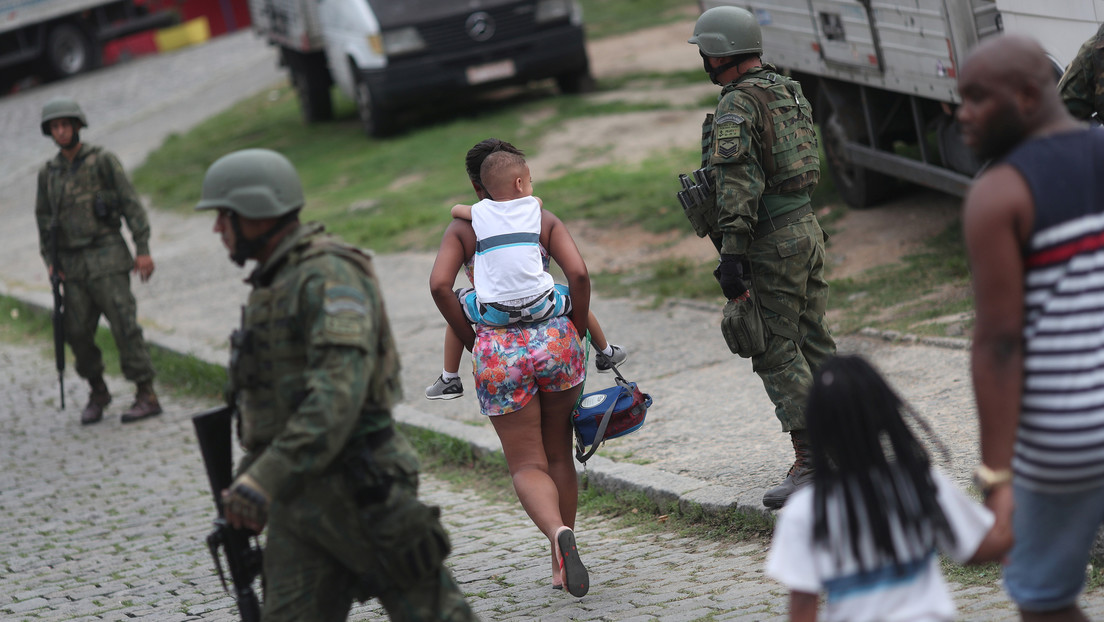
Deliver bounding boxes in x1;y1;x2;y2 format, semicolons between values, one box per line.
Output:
426;146;626;400
766;355;1011;622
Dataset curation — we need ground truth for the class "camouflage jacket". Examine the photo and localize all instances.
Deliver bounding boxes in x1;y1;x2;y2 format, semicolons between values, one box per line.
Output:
35;143;151;279
708;64;819;256
1059;23;1104;121
231;222;403;501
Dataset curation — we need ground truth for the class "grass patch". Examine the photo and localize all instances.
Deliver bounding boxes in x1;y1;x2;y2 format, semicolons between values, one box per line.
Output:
0;295;226;400
579;0;697;39
827;220;972;336
132;81;698;255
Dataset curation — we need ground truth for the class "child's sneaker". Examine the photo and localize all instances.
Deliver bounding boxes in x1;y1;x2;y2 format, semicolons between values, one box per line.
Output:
425;375;463;400
595;345;628;373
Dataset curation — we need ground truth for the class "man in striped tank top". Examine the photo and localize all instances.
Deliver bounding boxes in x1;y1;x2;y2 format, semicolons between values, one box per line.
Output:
960;34;1103;622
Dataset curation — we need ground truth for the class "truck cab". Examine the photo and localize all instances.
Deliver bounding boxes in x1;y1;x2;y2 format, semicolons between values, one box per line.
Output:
251;0;592;137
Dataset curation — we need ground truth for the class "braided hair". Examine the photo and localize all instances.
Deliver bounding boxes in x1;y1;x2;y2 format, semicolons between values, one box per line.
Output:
806;355;955;572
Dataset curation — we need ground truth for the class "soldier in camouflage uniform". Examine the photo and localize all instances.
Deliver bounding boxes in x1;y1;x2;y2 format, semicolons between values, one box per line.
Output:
1058;22;1104;122
686;7;836;510
34;97;161;425
196;149;474;622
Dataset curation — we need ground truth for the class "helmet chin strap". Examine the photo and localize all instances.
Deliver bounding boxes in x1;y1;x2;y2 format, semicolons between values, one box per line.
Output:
228;211;297;266
701;52;744;85
56;128;80;150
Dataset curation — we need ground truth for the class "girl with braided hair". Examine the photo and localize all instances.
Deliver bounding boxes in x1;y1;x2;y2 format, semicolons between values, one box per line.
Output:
766;355;1011;621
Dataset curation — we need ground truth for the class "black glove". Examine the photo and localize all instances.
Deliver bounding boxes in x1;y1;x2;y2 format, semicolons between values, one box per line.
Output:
713;254;749;300
222;473;270;532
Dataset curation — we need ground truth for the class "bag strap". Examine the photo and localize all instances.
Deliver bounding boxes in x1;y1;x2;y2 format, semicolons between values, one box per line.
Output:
575;377;622;463
570;330;592;415
575;359;637;463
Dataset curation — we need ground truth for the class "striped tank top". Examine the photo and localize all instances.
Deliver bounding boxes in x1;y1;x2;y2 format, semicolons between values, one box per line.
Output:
1006;128;1104;493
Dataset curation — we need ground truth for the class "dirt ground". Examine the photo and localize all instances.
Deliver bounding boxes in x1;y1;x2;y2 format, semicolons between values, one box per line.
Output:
519;18;965;285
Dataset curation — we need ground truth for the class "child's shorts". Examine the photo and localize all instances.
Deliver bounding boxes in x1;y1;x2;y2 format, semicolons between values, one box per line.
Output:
456;284;571;326
472;316;586;416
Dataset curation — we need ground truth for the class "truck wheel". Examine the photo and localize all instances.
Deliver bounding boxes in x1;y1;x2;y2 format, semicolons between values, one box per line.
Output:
556;69;595;95
44;23;98;79
817;88;895;209
354;75;395;138
291;59;333;123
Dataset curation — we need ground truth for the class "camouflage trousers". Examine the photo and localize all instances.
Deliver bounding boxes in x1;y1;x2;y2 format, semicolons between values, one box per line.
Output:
262;432;475;622
63;271;154;384
747;213;836;432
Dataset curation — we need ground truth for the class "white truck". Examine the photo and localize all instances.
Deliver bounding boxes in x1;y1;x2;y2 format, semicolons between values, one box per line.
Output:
0;0;176;89
701;0;1102;207
248;0;593;137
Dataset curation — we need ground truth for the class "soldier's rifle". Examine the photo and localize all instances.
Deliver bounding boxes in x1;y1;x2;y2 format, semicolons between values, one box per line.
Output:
193;405;263;621
48;218;64;409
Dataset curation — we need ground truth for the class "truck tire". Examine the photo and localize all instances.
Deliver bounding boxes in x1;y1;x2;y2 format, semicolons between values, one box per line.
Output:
44;22;99;80
556;68;595;95
817;87;895;209
290;52;333;123
353;73;396;138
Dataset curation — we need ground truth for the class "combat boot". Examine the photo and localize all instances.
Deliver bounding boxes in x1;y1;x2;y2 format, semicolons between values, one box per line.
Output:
762;430;814;510
120;381;162;423
81;377;111;425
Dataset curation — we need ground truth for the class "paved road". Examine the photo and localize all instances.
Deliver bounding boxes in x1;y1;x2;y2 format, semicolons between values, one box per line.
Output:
2;26;1103;620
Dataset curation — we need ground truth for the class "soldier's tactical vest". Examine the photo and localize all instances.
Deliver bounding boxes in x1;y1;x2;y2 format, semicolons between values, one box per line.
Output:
44;145;123;249
727;70;820;195
231;229;402;451
695;69;820;232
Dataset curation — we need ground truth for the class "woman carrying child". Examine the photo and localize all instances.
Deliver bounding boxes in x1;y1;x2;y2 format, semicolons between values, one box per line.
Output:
429;140;594;597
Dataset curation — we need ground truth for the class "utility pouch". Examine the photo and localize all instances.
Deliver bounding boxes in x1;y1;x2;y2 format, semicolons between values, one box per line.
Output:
720;291;768;358
93;191;118;224
362;490;452;591
343;434;394;506
677;167;717;238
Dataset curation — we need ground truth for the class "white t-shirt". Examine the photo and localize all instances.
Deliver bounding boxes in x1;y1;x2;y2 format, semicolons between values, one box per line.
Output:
765;468;993;622
471;195;554;304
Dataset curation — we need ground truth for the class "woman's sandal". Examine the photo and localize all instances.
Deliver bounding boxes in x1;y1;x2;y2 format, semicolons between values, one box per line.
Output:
555;527;589;597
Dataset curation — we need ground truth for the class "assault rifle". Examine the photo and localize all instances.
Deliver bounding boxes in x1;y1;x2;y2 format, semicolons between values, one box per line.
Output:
48;219;64;409
193;405;263;621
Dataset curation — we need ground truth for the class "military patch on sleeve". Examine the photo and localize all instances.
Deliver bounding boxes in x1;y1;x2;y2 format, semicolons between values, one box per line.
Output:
713;113;745;159
321;282;370;346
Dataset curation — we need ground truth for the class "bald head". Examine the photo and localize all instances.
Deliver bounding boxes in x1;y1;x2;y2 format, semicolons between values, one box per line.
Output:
957;34;1072;161
962;35;1055;95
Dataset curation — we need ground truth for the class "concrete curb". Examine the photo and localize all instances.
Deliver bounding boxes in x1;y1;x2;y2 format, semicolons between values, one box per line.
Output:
394;403;773;521
4;289;774;523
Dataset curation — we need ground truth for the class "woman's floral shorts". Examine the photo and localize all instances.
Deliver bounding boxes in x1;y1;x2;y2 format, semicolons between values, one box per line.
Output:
472;316;586;416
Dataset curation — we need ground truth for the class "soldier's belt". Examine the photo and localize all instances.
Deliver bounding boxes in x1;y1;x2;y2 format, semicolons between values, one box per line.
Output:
753;203;812;240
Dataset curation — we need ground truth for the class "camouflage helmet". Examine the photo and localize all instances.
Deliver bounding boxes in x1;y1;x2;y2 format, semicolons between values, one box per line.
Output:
195;149;304;219
689;6;762;57
40;97;88;136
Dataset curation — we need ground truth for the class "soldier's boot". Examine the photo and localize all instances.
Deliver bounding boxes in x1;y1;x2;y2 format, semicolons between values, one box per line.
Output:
762;430;814;510
81;377;111;425
120;381;162;424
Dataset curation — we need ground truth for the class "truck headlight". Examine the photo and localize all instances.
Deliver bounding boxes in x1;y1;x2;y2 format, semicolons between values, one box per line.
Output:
380;27;426;56
535;0;574;23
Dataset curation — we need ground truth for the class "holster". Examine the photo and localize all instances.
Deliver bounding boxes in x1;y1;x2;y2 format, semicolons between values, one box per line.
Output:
342;427;396;506
720;291;769;358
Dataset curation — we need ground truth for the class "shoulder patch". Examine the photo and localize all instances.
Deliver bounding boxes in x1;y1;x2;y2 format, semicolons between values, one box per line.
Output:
321;281;369;346
716;112;745;125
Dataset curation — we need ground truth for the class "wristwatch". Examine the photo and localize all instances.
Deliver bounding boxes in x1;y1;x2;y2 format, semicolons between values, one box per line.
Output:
973;464;1013;496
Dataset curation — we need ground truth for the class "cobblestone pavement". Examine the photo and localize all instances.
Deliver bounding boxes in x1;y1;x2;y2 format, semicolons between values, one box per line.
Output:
7;339;1104;621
